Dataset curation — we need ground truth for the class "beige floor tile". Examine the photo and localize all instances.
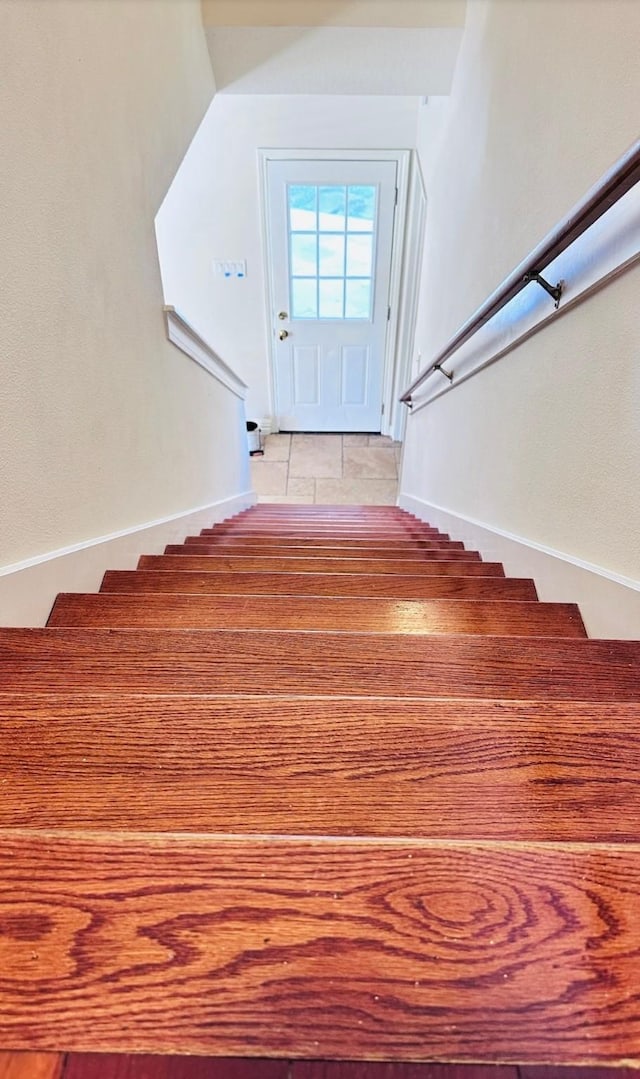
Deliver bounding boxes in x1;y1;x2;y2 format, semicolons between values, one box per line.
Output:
342;434;371;446
287;477;315;497
289;435;343;478
368;434;395;446
343;446;398;479
315;478;398;505
250;459;288;496
263;434;291;461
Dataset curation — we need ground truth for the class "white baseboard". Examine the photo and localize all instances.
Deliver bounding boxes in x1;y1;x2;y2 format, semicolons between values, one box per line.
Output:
0;491;256;627
399;493;640;640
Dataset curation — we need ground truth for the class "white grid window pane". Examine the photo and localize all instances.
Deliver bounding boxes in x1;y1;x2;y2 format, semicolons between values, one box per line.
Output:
346;234;373;277
347;186;376;231
319;279;344;319
289;185;317;231
319;234;345;276
345;279;372;319
319;186;346;232
291;234;317;276
292;278;318;319
287;182;377;321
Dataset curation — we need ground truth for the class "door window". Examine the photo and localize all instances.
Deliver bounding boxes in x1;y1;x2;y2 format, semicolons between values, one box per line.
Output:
288;184;377;321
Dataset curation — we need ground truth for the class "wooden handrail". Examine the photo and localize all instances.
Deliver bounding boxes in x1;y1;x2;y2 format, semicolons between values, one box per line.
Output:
400;138;640;406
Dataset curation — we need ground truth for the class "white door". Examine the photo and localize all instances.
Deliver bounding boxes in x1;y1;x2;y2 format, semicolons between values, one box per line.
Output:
266;159;397;432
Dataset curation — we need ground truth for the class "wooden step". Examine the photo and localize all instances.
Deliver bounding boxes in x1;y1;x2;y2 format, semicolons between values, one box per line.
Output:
2;831;640;1062
47;593;586;636
197;535;454;550
0;629;635;699
209;525;448;536
103;570;537;602
166;544;483;562
156;554;478;576
3;692;639;842
140;556;505;582
190;543;455;559
190;535;464;551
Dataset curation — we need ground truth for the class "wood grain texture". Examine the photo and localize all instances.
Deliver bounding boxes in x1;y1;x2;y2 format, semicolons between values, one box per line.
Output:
0;1053;63;1079
199;536;452;549
105;570;535;602
166;546;483;562
192;544;452;558
63;1056;288;1078
190;537;466;552
46;594;585;637
1;629;636;700
3;694;640;842
138;556;505;579
2;836;640;1062
152;556;481;582
207;528;453;539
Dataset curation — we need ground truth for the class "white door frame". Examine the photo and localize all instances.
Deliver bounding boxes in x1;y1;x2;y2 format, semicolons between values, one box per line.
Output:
259;148;411;436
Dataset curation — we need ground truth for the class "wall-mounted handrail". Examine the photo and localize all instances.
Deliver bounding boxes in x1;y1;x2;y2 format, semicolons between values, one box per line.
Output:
400;138;640;407
163;305;248;400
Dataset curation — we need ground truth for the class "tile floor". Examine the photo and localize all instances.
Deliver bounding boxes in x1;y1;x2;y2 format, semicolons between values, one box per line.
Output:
250;433;402;505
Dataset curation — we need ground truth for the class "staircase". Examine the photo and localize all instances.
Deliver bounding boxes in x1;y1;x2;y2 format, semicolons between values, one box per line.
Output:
1;504;639;1076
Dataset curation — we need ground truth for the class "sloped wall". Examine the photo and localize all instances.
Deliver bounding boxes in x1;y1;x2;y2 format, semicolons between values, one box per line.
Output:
402;0;640;591
0;0;249;575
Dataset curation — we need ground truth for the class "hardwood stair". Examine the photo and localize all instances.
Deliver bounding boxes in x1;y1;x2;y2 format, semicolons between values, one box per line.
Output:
1;504;639;1076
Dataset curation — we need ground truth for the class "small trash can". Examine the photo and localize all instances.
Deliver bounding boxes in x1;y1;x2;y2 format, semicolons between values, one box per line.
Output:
246;420;263;456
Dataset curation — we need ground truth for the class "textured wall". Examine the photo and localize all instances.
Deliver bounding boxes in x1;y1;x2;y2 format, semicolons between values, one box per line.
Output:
402;0;640;583
0;0;248;569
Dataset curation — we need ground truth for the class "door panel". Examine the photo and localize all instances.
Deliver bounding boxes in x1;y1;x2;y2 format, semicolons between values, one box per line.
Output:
267;159;397;432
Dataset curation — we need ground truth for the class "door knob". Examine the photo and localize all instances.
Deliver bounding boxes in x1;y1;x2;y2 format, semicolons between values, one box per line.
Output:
278;329;289;341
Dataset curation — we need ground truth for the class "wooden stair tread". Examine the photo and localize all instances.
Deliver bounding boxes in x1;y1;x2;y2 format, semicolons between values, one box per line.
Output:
192;543;452;557
107;569;535;601
139;555;506;578
5;503;636;1066
166;544;483;562
2;833;640;1062
188;535;466;551
47;593;586;636
207;528;452;538
3;692;640;842
2;628;634;699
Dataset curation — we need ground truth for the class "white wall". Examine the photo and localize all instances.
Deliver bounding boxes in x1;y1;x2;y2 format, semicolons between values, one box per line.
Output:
155;94;421;423
0;0;251;595
401;0;640;628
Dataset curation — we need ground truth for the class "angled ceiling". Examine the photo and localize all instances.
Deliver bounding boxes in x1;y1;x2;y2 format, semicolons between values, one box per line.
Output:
201;0;466;95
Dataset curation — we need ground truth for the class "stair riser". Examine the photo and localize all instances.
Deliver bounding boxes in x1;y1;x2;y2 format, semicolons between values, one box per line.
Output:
103;571;537;602
137;556;506;579
153;556;475;575
47;594;586;637
1;630;636;700
165;545;483;561
193;544;454;559
4;694;639;841
197;536;452;549
192;535;465;550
